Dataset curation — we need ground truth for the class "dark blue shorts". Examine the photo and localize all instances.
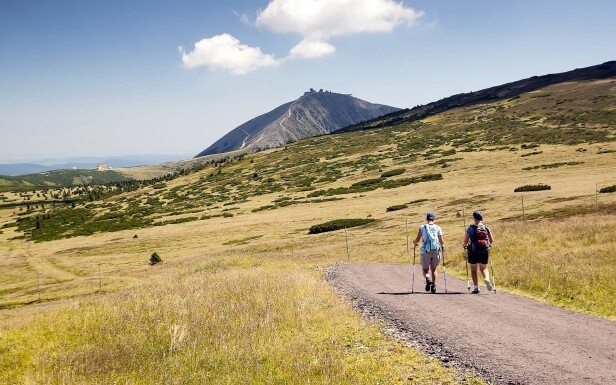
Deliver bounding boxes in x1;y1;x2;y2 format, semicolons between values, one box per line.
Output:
468;250;489;264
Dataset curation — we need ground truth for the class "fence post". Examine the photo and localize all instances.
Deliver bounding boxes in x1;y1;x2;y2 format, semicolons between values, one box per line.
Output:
37;271;41;301
596;182;599;214
405;219;409;255
345;228;350;261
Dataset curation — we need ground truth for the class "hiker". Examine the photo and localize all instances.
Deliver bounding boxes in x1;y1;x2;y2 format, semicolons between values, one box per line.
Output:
413;212;445;293
463;211;494;294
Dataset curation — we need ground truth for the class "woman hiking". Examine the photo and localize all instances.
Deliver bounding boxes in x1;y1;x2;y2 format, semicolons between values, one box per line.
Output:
463;211;494;294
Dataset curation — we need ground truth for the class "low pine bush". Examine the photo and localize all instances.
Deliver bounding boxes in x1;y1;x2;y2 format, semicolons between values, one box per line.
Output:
599;185;616;193
386;204;408;212
149;252;162;265
309;218;376;234
514;184;552;192
380;168;405;178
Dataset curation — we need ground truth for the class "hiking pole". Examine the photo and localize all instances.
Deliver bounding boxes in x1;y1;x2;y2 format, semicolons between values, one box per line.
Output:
465;247;470;291
463;207;470;291
412;244;417;294
489;249;497;293
442;247;448;293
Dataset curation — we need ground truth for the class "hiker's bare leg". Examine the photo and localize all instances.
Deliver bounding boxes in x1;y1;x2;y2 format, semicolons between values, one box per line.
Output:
470;263;479;286
430;265;438;283
422;265;430;280
480;263;490;280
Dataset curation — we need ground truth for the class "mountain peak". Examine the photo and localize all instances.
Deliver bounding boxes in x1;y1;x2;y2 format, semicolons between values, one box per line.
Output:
195;91;400;157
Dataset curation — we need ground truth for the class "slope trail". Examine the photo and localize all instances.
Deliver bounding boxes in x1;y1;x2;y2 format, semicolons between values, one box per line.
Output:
327;263;616;385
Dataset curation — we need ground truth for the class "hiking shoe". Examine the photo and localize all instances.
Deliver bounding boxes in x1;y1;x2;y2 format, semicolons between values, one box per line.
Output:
430;282;436;294
484;278;493;291
472;286;480;294
425;275;431;292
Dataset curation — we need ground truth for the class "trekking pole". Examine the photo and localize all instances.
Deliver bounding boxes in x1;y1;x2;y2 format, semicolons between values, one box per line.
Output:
489;249;497;293
442;247;448;293
463;207;470;291
412;244;417;294
465;247;470;291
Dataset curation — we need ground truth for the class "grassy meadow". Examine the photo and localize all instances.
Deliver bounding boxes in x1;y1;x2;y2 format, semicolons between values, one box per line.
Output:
1;78;615;383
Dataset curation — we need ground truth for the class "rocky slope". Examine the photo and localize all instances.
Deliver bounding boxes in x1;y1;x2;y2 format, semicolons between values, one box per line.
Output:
195;90;400;157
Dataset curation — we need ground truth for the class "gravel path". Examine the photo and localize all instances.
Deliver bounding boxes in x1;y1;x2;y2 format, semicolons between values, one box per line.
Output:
326;263;616;385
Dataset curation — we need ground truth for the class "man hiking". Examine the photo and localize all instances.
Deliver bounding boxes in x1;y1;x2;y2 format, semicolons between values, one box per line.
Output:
463;211;494;294
413;212;445;293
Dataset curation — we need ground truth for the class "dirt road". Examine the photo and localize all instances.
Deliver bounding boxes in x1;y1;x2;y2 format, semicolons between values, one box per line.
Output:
327;263;616;385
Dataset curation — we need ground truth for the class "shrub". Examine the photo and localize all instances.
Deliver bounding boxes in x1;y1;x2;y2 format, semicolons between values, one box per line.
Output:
350;178;381;188
522;162;584;170
514;184;552;192
599;185;616;193
386;204;408;212
380;168;405;178
521;143;540;149
309;218;376;234
149;252;162;265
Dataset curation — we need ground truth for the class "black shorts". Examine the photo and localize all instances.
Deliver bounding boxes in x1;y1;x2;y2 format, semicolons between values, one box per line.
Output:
468;249;489;264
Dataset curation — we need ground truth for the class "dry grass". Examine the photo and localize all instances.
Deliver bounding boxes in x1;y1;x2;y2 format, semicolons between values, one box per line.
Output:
0;261;481;384
0;128;615;382
446;214;616;318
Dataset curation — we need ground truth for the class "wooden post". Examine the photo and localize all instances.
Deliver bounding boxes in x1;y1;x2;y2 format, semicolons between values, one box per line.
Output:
37;272;41;301
345;228;350;261
522;194;525;222
596;182;599;213
405;219;409;256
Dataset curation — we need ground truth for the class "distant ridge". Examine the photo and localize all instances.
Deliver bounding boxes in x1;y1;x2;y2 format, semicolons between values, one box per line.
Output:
0;155;188;176
195;90;400;157
338;61;616;133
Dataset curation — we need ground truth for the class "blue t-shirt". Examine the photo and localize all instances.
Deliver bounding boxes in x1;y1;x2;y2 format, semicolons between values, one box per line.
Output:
466;224;491;252
420;223;443;252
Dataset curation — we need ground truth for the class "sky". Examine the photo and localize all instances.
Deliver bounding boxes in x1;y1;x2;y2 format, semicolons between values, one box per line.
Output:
1;0;615;163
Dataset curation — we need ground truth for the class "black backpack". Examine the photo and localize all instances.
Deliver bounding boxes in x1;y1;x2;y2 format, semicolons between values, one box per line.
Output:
469;224;490;253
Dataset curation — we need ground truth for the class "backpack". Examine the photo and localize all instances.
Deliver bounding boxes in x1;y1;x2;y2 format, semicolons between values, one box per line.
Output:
469;224;490;253
421;224;441;252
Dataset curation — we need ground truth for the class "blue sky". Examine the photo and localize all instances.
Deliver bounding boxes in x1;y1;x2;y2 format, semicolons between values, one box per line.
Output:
1;0;614;163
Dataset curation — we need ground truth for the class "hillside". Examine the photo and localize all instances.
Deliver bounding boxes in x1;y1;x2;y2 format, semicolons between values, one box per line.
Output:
2;76;614;241
195;90;400;157
1;70;615;385
339;60;616;133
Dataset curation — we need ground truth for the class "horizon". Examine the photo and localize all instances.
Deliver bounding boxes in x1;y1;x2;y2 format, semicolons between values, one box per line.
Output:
1;0;615;163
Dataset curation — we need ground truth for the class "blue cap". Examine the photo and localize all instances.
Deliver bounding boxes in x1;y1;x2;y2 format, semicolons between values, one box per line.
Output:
427;212;436;220
473;211;483;220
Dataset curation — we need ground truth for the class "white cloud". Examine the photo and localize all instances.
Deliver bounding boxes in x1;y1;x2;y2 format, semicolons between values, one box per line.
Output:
256;0;423;58
289;38;336;59
179;33;279;75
